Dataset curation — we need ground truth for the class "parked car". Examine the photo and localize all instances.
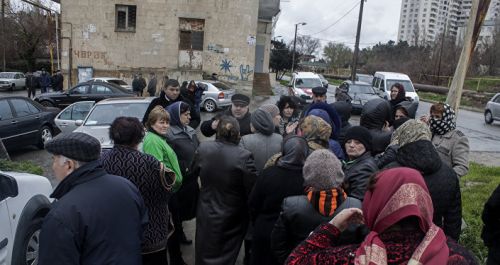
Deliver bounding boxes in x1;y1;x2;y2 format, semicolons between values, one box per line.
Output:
0;170;52;265
74;97;154;149
54;101;95;134
34;80;135;108
485;93;500;124
88;77;133;91
318;74;329;88
196;81;236;112
0;96;59;151
288;72;324;101
0;72;26;91
338;81;381;113
356;73;374;84
372;71;419;103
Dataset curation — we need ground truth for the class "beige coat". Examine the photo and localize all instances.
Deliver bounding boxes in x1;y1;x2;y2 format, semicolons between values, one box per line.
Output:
432;129;469;177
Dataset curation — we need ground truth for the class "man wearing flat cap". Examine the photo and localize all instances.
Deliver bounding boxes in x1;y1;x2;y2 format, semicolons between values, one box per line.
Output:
200;93;253;137
38;132;147;265
301;86;328;118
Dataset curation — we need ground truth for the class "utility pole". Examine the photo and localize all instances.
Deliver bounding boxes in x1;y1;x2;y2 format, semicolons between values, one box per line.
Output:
1;0;5;71
351;0;365;82
291;22;306;73
436;19;448;86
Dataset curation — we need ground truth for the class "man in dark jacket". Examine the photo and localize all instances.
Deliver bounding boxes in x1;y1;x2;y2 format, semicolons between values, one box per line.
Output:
331;101;353;144
200;93;252;137
147;72;157;96
39;132;147;265
300;86;328;118
51;70;64;92
359;98;393;155
142;79;200;128
25;71;38;98
132;73;147;96
39;68;51;93
482;184;500;265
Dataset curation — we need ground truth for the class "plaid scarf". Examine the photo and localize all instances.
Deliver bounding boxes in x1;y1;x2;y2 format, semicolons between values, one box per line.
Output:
307;188;347;217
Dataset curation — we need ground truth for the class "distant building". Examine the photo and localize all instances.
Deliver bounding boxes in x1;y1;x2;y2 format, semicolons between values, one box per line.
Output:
57;0;279;90
397;0;500;46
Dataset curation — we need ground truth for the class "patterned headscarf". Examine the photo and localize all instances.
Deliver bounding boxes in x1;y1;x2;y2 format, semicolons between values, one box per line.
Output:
355;167;449;265
390;119;432;147
430;103;456;135
300;116;332;148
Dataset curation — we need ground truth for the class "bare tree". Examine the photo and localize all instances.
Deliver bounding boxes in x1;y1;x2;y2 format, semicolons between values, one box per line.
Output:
323;42;352;70
293;35;321;56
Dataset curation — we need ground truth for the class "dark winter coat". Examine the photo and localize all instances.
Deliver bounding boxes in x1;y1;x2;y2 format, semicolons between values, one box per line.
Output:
271;195;333;264
147;77;157;95
482;184;500;265
200;107;252;137
331;102;353;145
390;140;462;241
38;160;147;265
25;74;38;89
52;73;64;91
39;72;51;88
166;125;200;221
142;91;200;128
248;166;304;265
193;140;258;265
132;77;147;92
100;146;173;253
360;98;392;155
342;152;379;201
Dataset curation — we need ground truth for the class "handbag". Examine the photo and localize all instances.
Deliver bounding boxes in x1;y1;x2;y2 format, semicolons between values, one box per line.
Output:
159;163;176;191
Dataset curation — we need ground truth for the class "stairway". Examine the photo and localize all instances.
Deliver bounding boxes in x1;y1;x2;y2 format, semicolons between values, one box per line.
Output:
252;73;273;96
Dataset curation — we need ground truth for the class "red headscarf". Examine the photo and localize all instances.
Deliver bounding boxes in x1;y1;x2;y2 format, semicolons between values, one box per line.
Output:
355;167;449;265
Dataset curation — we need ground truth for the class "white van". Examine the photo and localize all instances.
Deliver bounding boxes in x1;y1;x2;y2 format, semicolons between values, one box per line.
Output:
288;72;324;101
372;72;419;103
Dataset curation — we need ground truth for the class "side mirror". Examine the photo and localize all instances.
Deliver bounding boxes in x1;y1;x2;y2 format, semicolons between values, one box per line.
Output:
75;120;84;126
0;174;19;200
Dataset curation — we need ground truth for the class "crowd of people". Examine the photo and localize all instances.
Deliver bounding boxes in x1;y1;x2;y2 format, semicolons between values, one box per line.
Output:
24;68;64;98
36;80;499;265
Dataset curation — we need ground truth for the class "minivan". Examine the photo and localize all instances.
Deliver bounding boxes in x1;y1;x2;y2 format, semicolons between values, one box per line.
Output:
372;72;419;103
288;72;324;101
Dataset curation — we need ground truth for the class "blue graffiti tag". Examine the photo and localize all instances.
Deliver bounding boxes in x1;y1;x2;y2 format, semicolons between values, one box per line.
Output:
220;59;233;73
239;65;254;81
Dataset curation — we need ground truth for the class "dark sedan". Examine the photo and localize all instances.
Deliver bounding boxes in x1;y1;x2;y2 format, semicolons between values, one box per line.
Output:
34;80;135;108
337;81;380;113
0;96;60;151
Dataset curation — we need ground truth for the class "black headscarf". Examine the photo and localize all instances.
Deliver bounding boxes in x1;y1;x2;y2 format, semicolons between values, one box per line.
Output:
276;135;309;170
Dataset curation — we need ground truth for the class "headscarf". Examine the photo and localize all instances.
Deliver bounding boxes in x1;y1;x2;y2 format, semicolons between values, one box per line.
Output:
300;116;331;149
276;135;309;170
251;109;275;136
355;167;449;265
430;103;456;135
389;83;406;107
166;101;189;128
305;102;342;138
390;119;432;147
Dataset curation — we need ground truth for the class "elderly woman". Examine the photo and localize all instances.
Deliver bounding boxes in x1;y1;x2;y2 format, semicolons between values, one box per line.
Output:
422;103;469;178
299;115;332;152
248;136;309;265
101;117;175;265
271;149;355;264
342;126;379;201
193;115;258;265
165;101;200;264
286;167;478;265
276;95;300;136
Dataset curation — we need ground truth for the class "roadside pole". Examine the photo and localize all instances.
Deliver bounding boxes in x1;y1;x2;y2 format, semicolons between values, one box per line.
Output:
351;0;365;82
1;0;5;71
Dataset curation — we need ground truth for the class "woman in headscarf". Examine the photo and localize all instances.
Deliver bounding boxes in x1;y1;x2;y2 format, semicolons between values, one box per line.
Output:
306;108;345;160
286;167;478;265
193;115;258;265
248;136;309;265
299;115;332;152
389;82;406;108
165;101;200;265
271;149;356;264
422;103;469;177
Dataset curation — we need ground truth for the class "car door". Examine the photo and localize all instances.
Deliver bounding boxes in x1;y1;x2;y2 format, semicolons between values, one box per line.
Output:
0;99;18;149
55;101;94;134
59;84;91;107
9;98;41;146
0;193;12;265
89;84;115;102
493;95;500;120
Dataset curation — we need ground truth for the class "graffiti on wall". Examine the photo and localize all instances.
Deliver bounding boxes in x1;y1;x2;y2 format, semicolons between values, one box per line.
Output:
74;50;107;60
217;59;253;81
239;65;253;81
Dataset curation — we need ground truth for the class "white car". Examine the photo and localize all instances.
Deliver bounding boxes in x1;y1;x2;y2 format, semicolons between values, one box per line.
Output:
288;72;324;102
0;72;26;91
0;171;52;265
372;71;419;103
54;101;95;134
88;77;132;91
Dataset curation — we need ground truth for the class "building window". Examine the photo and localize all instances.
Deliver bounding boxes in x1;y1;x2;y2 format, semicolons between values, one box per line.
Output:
179;18;205;51
115;5;136;32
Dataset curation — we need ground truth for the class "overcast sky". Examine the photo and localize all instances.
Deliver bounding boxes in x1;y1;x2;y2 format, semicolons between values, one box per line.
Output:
275;0;402;56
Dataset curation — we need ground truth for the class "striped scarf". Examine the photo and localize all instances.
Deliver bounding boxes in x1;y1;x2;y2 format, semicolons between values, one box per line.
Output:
307;188;347;217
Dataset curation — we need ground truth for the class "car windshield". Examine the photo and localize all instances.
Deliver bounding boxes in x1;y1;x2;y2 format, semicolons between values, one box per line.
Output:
108;79;128;86
387;79;415;92
357;75;373;84
84;103;149;126
295;78;323;88
212;82;231;90
349;84;375;94
0;73;15;78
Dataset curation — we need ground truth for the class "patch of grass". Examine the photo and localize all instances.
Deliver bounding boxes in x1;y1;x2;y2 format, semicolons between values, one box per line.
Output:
279;80;289;86
0;159;44;175
464;77;500;93
459;162;500;264
327;78;344;86
418;91;447;102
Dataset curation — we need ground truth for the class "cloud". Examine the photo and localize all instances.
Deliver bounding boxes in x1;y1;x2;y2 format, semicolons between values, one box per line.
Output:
275;0;402;51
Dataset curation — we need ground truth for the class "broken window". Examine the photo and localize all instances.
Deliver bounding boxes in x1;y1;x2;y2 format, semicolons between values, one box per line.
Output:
179;18;205;51
115;5;136;32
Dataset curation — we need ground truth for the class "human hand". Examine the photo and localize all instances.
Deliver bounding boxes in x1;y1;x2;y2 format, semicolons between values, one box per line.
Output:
286;121;299;134
329;208;364;231
211;119;219;130
419;115;429;125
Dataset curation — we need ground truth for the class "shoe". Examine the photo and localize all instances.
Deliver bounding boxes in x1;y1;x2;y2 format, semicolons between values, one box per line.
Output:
180;232;192;245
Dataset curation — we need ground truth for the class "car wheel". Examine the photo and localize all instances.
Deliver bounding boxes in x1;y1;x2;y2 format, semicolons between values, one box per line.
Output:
37;126;53;149
11;217;43;265
40;101;54;107
10;84;15;92
203;99;217;113
485;110;493;124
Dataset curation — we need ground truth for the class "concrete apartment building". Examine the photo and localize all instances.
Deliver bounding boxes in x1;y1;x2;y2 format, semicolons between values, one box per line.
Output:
397;0;500;46
57;0;280;91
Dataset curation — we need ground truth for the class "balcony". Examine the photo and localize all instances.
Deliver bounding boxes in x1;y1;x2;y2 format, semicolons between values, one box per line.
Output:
259;0;280;21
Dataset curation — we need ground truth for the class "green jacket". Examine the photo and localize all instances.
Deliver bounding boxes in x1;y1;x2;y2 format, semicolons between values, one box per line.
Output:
143;131;183;191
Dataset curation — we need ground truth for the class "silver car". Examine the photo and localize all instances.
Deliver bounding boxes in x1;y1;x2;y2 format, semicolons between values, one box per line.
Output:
485;93;500;124
74;97;154;149
88;77;133;91
196;81;235;112
54;101;95;134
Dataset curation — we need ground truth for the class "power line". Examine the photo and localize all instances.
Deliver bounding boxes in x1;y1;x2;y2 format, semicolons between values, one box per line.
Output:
297;34;378;46
306;1;360;36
